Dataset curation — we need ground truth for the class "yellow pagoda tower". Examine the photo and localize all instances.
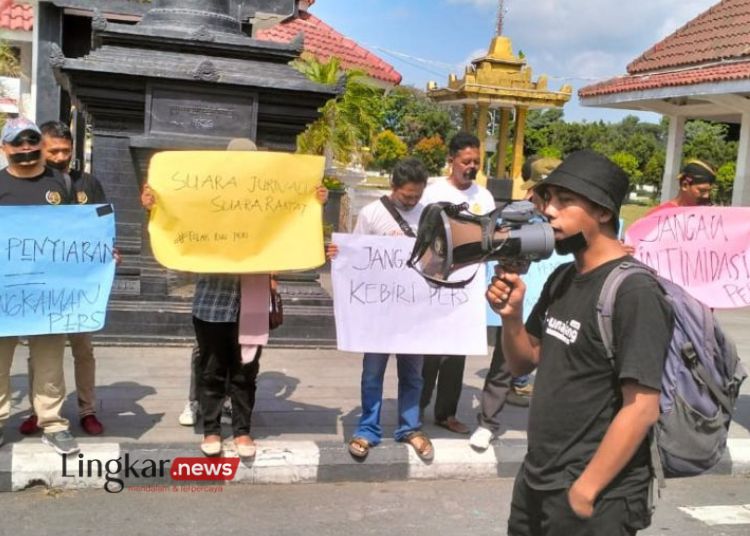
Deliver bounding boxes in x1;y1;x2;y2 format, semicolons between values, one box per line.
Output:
428;35;572;198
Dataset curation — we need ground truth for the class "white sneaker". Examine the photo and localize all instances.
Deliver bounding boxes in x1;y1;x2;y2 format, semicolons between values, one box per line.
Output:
469;426;494;451
178;401;199;426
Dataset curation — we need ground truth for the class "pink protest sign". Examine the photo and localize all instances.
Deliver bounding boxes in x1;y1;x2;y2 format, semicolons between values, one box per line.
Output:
624;207;750;308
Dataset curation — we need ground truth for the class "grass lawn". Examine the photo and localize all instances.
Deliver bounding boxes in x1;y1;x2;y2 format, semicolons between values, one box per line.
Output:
620;203;653;232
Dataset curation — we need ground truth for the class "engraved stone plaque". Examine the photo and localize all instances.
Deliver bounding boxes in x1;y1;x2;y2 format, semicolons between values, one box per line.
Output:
146;84;257;140
111;278;141;296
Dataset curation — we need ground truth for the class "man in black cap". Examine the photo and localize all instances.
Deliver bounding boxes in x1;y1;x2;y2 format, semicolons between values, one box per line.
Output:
647;159;716;215
487;149;674;534
0;117;80;456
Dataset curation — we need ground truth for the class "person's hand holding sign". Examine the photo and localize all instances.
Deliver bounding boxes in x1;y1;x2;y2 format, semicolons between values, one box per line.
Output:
141;183;155;211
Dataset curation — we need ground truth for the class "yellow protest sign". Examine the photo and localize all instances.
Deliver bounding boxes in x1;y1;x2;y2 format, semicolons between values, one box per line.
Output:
147;151;326;273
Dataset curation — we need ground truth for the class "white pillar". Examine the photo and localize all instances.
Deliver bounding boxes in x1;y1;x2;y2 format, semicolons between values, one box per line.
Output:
661;115;686;202
28;1;39;122
733;111;750;206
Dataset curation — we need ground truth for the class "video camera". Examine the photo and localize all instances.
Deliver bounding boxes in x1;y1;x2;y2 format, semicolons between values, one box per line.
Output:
407;200;555;288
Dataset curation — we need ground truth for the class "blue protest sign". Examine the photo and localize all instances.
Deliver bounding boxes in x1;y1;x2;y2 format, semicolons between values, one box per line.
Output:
484;219;622;326
486;252;572;326
0;205;116;336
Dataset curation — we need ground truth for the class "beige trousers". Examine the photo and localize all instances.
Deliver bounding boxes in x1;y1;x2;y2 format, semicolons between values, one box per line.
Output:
0;335;69;433
26;333;97;418
68;333;96;417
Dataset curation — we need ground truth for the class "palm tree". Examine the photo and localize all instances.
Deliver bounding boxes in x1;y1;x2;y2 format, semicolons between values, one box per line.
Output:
294;54;383;166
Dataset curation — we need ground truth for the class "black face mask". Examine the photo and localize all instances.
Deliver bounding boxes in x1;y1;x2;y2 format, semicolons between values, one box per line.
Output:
8;150;42;165
554;232;588;255
696;197;712;206
46;159;70;171
464;168;478;181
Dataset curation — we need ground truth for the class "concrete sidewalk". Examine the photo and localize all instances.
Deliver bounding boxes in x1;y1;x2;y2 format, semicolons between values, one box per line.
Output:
1;309;749;492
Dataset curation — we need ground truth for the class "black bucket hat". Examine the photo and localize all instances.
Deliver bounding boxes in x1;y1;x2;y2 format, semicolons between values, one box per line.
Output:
536;149;629;217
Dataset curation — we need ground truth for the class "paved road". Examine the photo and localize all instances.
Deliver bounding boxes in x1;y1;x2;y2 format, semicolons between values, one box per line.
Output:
1;475;749;535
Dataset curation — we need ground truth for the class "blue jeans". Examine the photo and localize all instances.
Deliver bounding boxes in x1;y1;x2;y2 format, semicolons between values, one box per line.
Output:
355;353;424;445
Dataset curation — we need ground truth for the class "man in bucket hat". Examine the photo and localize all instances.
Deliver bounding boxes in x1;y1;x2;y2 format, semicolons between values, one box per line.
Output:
487;149;674;534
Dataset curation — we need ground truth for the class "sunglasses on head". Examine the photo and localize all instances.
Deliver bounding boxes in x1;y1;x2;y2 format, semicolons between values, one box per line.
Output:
8;133;41;147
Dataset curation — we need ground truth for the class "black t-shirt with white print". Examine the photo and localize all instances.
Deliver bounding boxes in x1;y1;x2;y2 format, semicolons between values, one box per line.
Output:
524;256;673;497
0;166;73;206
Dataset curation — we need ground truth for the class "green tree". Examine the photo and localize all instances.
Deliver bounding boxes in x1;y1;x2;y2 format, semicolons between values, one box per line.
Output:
643;152;666;197
715;162;735;205
610;151;642;187
412;135;448;175
372;130;407;171
382;86;455;149
294;55;384;164
0;41;20;77
538;145;563;159
0;40;20;128
683;120;738;168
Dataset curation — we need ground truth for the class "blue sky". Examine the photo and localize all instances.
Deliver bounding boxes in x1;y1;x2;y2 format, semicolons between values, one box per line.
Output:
309;0;718;124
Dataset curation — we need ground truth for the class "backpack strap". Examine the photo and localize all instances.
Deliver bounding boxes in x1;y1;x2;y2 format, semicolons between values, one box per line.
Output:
682;340;735;415
596;261;656;366
596;261;666;492
380;196;416;238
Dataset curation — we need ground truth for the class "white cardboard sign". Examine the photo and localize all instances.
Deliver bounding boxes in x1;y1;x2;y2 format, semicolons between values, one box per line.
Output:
331;233;488;355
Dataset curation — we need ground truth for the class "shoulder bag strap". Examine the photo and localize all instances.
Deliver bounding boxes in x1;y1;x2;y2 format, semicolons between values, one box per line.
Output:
380;195;416;238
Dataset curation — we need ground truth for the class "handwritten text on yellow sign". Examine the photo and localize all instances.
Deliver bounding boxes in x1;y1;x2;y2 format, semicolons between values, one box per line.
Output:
147;151;326;273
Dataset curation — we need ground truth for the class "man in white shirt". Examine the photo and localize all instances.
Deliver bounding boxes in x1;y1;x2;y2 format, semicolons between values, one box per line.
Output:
419;132;495;434
328;157;434;461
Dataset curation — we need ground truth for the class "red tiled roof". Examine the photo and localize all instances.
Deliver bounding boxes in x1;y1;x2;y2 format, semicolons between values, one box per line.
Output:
579;60;750;98
256;11;402;85
628;0;750;74
0;2;32;32
579;0;750;99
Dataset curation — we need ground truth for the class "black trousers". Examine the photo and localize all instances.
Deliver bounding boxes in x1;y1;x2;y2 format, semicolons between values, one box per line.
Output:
193;317;261;437
419;354;465;422
189;342;200;403
508;466;651;536
478;327;512;432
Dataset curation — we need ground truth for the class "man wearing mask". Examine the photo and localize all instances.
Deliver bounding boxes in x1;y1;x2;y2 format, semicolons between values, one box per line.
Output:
17;120;108;437
419;132;495;435
487;150;672;534
0;117;79;454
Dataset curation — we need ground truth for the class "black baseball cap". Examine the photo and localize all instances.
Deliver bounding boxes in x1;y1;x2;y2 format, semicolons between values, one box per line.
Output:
535;149;630;217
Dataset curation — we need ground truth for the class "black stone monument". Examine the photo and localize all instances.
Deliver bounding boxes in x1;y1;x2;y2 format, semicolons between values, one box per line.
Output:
50;0;340;346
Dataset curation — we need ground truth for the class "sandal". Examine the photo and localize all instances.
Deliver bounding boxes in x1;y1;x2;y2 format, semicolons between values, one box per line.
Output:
200;435;222;457
234;435;256;458
347;437;370;459
404;431;434;462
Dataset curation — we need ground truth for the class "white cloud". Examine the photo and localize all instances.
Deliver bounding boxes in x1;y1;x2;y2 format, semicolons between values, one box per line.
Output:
440;0;718;120
498;0;716;81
